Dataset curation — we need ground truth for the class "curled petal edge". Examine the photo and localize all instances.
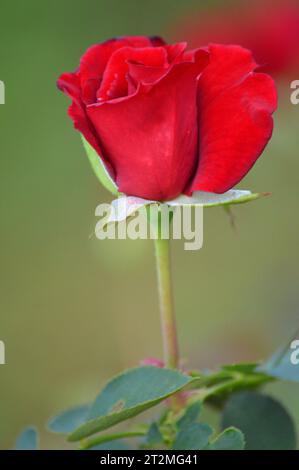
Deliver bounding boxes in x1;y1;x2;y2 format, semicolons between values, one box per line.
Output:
102;190;269;226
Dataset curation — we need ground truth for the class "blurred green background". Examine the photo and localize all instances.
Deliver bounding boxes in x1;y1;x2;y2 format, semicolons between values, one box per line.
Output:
1;0;299;449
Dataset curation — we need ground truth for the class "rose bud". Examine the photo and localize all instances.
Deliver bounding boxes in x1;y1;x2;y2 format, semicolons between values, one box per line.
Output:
58;36;277;201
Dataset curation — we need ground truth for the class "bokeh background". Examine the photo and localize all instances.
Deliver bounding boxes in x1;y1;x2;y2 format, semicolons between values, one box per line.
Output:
1;0;299;449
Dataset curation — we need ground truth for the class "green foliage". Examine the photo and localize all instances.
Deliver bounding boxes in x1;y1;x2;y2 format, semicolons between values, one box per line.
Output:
221;391;297;450
68;366;193;441
221;363;259;374
177;402;201;429
172;423;213;450
104;192;268;227
48;404;90;434
207;427;245;450
15;353;299;450
80;430;144;450
258;337;299;383
168;190;267;208
89;440;131;450
144;423;164;448
15;427;38;450
82;136;119;196
189;362;272;406
171;402;244;450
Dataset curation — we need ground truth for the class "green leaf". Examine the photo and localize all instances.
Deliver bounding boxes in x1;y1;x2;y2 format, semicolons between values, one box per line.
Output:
145;423;164;447
172;423;213;450
80;430;145;450
15;427;38;450
208;363;271;398
193;364;270;406
48;404;90;434
208;427;245;450
258;337;299;383
104;190;267;226
177;402;201;430
221;392;297;450
68;366;193;441
167;190;268;208
82;137;119;196
221;363;259;374
90;440;131;450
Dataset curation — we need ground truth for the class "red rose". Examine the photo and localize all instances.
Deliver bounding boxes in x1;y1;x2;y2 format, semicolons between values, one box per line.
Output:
58;36;277;201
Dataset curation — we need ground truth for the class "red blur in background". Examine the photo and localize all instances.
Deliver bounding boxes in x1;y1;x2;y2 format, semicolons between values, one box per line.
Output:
171;0;299;78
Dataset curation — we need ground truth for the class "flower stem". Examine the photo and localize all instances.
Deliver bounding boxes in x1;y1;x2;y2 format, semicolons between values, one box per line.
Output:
154;236;179;369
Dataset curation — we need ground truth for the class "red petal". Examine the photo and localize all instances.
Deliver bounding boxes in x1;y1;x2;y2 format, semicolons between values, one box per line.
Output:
79;37;156;104
165;42;187;62
57;72;116;179
126;43;187;93
57;37;170;185
87;50;209;201
79;37;154;82
127;63;168;93
188;44;277;194
57;72;81;100
97;46;168;101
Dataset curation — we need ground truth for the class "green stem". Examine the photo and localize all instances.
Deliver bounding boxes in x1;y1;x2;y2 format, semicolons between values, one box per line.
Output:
189;373;273;404
79;430;147;450
154;237;179;369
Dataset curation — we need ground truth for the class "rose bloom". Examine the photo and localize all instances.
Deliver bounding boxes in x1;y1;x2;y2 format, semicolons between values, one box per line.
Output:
172;0;299;78
58;36;277;201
